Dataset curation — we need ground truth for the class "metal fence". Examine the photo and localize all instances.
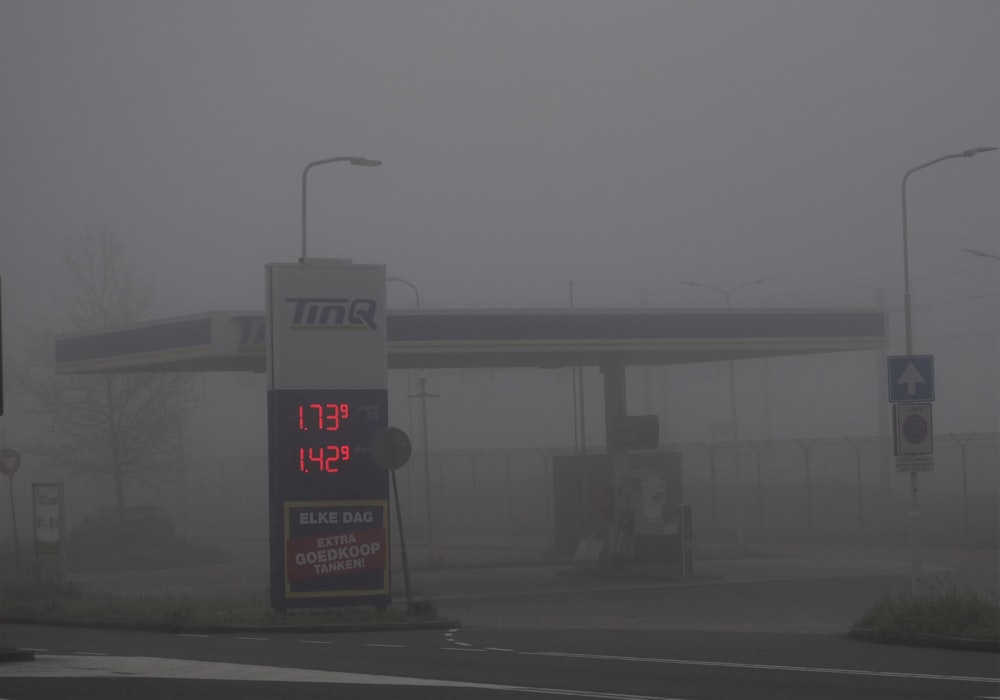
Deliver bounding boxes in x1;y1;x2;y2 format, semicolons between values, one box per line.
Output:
384;432;998;548
99;431;997;549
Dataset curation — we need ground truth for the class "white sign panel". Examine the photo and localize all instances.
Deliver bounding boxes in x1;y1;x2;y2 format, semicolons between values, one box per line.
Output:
893;402;934;456
266;261;387;390
895;455;935;473
32;482;63;555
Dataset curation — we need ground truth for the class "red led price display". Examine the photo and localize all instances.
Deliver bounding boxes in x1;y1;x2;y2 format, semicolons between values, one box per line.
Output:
298;403;349;432
299;444;351;473
297;403;351;472
269;390;386;481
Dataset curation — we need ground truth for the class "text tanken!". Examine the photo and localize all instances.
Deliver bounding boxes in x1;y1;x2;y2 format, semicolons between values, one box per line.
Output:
311;558;366;574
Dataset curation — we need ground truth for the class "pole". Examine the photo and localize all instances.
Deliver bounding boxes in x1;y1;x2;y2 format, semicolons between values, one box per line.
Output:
388;276;423;540
796;439;816;533
845;436;868;531
727;357;744;546
701;442;718;526
390;470;413;609
684;280;767;543
901;165;922;594
419;374;434;560
503;451;514;534
6;473;17;570
899;147;997;593
949;433;975;536
746;440;764;536
570;282;580;453
407;368;440;562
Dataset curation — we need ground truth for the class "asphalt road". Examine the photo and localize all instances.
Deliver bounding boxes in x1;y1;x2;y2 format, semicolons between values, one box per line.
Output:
2;619;998;699
3;543;997;698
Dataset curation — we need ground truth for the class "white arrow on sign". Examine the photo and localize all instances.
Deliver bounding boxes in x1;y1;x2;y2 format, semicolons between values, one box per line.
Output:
897;362;927;397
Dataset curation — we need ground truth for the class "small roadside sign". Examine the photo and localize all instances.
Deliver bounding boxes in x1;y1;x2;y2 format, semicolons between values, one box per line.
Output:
895;455;934;473
887;355;934;402
893;403;933;456
0;447;21;476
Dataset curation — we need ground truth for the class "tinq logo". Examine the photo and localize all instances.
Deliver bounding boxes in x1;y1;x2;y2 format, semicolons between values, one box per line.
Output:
286;298;379;331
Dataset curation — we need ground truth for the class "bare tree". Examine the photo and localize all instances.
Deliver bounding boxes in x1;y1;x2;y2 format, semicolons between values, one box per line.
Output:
17;231;196;518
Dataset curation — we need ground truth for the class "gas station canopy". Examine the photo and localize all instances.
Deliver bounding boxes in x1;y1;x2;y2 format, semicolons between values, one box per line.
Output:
54;307;886;374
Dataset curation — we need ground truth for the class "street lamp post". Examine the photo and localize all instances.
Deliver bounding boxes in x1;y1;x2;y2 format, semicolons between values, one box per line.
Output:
899;145;996;594
683;278;769;547
409;372;440;562
300;155;381;261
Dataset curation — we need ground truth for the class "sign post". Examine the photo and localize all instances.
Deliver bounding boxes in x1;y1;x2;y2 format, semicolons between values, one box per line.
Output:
266;260;389;610
370;427;414;609
1;447;21;569
887;354;935;594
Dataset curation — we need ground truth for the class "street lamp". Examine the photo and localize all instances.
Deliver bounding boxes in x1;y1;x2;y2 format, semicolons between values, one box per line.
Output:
901;147;997;353
683;277;769;547
387;276;422;309
962;248;1000;261
300;156;381;261
683;279;769;308
900;145;997;594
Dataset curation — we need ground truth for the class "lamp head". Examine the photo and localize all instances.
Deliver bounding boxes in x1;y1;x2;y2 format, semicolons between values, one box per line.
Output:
347;157;382;166
963;248;1000;261
961;146;998;157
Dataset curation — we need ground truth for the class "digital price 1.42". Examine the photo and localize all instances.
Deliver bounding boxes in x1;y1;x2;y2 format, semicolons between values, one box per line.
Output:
299;445;351;473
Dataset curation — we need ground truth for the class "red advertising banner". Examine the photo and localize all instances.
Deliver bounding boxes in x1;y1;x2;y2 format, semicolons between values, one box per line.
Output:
280;499;389;601
286;525;387;582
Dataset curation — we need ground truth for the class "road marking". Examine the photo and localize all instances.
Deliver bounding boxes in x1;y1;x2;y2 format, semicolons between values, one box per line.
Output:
486;647;515;652
298;640;332;645
365;644;405;648
0;654;692;699
235;637;269;642
176;634;208;638
454;641;472;647
440;647;487;652
73;651;108;656
522;650;1000;684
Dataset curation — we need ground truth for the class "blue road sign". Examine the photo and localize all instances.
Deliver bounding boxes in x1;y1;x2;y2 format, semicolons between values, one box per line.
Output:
887;354;934;402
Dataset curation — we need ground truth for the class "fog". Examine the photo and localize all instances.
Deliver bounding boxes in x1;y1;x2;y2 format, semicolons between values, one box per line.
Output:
0;2;997;582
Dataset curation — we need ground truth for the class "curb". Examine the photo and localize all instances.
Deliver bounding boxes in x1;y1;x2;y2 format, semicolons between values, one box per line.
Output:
849;627;999;654
0;647;36;663
0;616;460;636
554;567;724;585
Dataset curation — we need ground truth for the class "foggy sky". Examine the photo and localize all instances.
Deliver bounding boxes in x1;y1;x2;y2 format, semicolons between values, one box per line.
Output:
1;1;997;433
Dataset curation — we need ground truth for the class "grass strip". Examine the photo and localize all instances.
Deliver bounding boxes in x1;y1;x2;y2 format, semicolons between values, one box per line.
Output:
0;572;440;628
854;586;999;641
